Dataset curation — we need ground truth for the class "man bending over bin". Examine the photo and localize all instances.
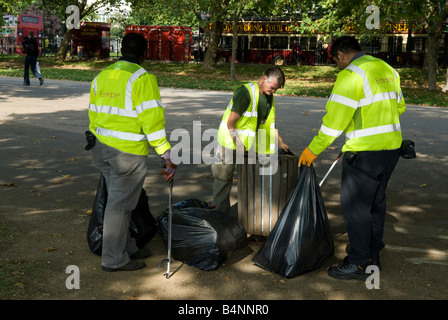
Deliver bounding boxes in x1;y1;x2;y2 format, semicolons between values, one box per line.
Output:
212;66;289;215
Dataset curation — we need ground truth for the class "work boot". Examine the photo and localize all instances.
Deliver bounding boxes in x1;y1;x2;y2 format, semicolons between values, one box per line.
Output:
328;263;368;281
102;259;146;272
343;255;381;270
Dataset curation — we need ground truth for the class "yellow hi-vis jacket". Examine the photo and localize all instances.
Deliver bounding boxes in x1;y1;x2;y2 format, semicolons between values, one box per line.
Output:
88;60;171;156
217;82;276;154
309;55;406;155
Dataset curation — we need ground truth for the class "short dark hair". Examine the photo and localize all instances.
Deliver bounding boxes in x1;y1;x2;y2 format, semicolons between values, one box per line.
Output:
330;36;362;57
121;33;147;57
264;66;286;88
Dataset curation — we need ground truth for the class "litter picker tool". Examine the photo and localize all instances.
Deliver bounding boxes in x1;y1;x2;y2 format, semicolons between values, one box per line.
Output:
158;160;174;278
319;152;342;187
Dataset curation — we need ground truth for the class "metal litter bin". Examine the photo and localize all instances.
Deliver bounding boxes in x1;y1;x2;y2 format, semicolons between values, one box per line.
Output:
237;151;298;236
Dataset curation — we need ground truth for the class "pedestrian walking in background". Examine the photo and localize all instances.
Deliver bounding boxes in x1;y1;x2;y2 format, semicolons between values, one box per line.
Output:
23;31;44;86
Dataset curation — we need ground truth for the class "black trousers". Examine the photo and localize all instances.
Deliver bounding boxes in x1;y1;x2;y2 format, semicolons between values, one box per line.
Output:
340;150;399;267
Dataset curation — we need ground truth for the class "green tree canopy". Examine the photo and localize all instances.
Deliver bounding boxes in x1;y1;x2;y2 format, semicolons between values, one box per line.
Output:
37;0;127;62
0;0;35;26
291;0;447;91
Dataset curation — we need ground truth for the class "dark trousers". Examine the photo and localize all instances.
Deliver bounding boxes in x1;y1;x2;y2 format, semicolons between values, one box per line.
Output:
340;150;400;266
24;55;42;85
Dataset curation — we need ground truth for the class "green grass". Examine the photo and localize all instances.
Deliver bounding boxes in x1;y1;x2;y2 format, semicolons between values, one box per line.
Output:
1;54;447;107
0;258;46;299
0;218;47;299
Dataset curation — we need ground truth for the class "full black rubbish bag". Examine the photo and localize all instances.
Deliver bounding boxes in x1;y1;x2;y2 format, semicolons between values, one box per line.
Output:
157;199;247;271
252;164;334;278
87;174;157;255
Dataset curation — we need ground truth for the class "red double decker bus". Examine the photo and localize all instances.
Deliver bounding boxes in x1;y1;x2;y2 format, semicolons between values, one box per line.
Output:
216;18;445;68
1;14;43;55
217;20;312;65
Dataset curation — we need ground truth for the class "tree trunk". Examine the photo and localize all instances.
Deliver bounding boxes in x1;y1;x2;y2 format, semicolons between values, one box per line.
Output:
445;67;448;92
230;17;239;81
406;22;412;67
55;28;75;63
425;33;440;91
422;5;447;91
202;20;225;70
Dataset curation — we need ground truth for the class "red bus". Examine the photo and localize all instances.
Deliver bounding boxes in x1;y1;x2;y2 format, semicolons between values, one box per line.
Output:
125;25;192;62
217;19;446;68
217;20;312;65
1;14;43;55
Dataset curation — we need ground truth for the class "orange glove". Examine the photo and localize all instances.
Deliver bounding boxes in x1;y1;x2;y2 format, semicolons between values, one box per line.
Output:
299;147;317;167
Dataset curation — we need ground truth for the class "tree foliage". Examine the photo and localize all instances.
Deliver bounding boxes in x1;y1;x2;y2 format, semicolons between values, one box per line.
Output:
37;0;126;62
126;0;295;70
127;0;230;69
0;0;34;16
22;0;62;40
0;0;35;26
126;1;197;26
290;0;448;91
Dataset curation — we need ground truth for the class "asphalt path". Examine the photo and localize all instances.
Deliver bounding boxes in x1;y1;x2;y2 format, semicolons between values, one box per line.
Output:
1;75;447;302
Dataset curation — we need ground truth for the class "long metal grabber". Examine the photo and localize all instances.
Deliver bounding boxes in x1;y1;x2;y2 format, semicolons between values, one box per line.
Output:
319;152;342;187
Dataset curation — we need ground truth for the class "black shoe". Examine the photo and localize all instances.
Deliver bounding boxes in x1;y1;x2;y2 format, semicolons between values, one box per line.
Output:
328;263;368;281
343;255;381;270
130;247;151;259
102;259;146;272
39;78;44;86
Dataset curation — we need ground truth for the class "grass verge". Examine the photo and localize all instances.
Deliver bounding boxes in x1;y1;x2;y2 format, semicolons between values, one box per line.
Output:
0;218;48;299
0;55;447;107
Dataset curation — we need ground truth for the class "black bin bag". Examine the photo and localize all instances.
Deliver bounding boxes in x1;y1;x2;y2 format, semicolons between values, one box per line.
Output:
87;174;157;255
252;164;334;278
157;199;247;271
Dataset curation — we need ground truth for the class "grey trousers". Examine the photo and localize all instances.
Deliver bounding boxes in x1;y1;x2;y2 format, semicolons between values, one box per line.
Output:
211;147;237;214
92;141;147;268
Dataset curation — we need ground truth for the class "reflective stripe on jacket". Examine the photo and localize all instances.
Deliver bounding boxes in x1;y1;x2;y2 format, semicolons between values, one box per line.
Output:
309;55;406;155
217;82;276;154
88;60;171;156
256;103;276;155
